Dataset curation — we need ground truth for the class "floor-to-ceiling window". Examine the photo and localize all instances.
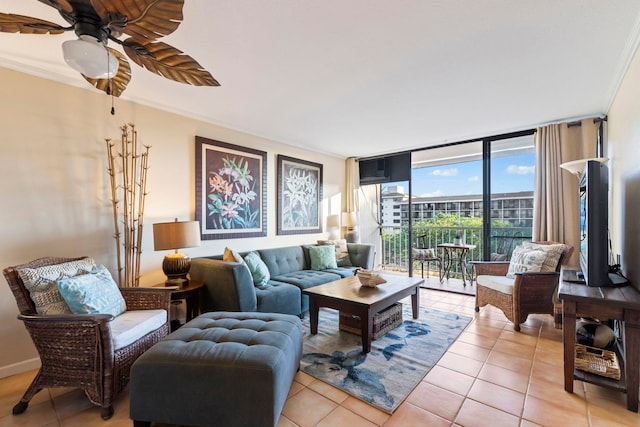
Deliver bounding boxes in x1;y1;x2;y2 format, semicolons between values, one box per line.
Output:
359;131;535;281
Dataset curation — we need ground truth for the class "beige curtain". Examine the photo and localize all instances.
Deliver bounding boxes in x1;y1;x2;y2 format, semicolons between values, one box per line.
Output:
344;157;359;212
533;118;600;264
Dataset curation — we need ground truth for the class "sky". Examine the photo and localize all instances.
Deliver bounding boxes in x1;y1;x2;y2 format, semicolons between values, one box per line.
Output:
385;152;535;197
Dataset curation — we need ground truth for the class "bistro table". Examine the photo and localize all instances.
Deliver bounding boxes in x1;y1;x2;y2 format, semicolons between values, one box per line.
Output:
437;243;476;286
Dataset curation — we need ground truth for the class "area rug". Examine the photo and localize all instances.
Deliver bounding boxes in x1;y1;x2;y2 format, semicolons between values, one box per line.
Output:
300;305;472;413
420;279;476;296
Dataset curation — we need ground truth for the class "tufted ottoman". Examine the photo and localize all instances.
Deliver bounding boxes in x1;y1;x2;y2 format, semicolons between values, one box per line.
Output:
130;312;303;427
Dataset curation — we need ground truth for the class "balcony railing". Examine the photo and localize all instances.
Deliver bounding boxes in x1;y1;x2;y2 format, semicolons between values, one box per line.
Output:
380;225;531;278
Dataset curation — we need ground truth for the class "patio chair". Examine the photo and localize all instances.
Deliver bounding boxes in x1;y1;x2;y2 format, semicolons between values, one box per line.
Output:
474;241;573;331
412;234;442;281
3;256;172;419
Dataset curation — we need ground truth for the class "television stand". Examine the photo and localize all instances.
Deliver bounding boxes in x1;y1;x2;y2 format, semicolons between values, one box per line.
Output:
559;266;640;412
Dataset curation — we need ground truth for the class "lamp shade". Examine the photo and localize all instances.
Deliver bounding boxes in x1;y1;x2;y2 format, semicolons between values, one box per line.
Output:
62;35;118;79
559;157;608;176
342;212;358;228
153;220;201;251
326;214;340;229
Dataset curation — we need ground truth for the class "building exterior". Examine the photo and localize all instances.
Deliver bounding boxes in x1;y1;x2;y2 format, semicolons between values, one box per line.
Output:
381;187;534;228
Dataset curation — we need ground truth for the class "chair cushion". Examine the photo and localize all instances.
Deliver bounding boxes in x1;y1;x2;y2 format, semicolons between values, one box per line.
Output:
110;309;167;350
244;251;271;288
309;245;338;270
506;245;546;278
56;265;126;317
522;242;567;272
413;248;437;260
17;257;97;315
476;275;515;295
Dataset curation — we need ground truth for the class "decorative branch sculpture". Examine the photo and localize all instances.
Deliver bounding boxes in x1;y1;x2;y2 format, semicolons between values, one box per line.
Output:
106;123;150;287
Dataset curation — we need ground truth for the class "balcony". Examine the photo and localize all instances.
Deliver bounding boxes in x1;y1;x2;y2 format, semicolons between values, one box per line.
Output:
379;225;531;279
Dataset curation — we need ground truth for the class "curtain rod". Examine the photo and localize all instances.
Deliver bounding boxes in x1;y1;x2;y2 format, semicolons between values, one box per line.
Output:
567;116;607;128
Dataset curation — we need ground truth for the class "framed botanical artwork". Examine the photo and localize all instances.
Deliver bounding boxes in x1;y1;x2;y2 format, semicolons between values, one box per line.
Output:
277;154;323;235
195;136;267;240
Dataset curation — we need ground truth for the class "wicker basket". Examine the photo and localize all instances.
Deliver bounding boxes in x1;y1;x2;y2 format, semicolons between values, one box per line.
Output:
575;344;621;380
339;302;403;340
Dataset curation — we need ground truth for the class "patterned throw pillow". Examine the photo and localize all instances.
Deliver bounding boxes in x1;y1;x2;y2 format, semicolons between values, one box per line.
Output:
56;265;126;317
506;245;547;279
522;242;567;272
309;245;338;270
17;257;97;315
243;251;271;288
317;239;352;267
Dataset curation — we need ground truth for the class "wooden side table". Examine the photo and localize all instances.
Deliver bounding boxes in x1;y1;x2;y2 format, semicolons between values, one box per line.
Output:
559;267;640;412
154;280;205;325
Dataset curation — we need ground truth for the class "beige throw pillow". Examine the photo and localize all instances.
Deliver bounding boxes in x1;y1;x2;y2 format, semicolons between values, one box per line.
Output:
521;242;567;272
506;246;547;279
223;247;245;264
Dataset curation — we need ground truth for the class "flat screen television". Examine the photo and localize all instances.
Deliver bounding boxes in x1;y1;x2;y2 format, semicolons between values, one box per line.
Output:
578;160;627;286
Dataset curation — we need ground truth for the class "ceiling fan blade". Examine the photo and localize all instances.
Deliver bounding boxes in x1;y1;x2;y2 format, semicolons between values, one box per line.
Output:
37;0;74;14
91;0;184;40
83;48;131;97
0;13;67;34
123;38;219;86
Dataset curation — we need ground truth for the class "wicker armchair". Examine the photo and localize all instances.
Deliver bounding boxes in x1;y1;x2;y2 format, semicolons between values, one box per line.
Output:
3;257;172;420
474;242;573;331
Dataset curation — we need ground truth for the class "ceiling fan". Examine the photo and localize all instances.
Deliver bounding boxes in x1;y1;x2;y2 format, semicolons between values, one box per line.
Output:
0;0;220;97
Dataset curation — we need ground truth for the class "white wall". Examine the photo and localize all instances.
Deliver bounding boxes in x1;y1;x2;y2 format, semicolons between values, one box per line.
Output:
0;67;346;376
607;46;640;290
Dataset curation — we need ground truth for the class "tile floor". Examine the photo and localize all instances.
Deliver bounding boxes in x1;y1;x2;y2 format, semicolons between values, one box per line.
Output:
2;286;640;426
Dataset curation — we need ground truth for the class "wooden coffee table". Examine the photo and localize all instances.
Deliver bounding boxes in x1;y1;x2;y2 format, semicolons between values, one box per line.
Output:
303;274;423;353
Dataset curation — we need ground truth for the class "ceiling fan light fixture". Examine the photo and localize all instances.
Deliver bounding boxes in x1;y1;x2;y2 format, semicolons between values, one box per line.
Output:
62;35;118;79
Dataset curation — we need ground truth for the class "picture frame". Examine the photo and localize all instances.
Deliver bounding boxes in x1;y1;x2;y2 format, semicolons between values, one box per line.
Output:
195;136;267;240
277;154;323;235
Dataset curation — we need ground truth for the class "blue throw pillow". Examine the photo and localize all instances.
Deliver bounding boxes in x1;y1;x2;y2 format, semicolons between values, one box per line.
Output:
309;245;338;270
56;265;126;317
243;251;271;288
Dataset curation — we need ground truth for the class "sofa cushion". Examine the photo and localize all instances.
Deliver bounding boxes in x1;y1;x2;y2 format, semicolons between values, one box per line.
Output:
18;257;97;315
323;267;358;278
244;252;271;288
309;245;338;270
110;309;167;350
506;245;546;279
272;270;341;290
56;265;126;317
259;246;306;275
255;282;301;316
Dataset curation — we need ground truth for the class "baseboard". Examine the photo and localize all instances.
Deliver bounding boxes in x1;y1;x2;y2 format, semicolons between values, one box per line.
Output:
0;358;40;379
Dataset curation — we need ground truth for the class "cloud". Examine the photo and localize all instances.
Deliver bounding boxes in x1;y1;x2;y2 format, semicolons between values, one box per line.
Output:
468;175;480;182
506;165;534;175
420;190;445;197
431;168;458;177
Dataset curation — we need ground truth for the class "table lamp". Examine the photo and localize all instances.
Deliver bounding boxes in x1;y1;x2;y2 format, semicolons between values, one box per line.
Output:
342;211;359;243
326;214;340;240
153;218;201;286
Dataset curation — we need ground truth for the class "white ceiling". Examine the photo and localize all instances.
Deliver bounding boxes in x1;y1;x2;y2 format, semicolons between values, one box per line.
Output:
1;1;640;158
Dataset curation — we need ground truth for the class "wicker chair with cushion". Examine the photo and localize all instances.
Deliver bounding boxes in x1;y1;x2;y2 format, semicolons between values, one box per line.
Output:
3;256;172;420
474;241;573;331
